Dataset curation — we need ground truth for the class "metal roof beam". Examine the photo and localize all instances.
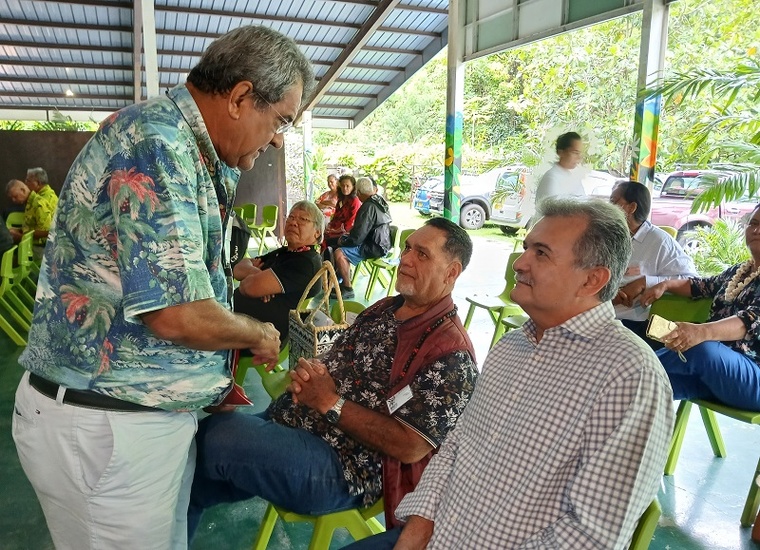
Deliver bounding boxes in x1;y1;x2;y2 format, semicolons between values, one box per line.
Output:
0;39;133;54
303;0;403;112
0;17;130;33
354;25;447;126
156;5;438;38
0;91;131;100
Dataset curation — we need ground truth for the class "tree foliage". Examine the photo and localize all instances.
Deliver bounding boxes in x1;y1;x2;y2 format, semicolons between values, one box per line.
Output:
310;0;760;184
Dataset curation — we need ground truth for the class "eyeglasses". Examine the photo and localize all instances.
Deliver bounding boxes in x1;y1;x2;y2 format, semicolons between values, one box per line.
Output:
286;214;314;225
254;91;293;134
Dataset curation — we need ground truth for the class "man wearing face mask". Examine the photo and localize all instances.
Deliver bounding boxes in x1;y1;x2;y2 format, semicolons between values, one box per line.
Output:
12;25;313;550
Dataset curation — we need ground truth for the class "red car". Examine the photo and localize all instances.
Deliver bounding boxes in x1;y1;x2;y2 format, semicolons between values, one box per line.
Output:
650;170;757;252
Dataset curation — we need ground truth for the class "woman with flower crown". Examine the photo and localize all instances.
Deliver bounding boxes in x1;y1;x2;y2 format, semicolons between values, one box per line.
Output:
640;203;760;410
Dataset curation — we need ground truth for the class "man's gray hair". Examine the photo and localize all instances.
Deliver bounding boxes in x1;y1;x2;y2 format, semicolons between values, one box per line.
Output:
6;179;26;194
355;177;374;196
26;167;48;186
187;25;315;108
537;198;631;302
290;200;324;239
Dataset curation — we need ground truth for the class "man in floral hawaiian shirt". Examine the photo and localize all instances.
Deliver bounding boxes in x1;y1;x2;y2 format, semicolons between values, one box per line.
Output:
12;26;314;550
188;217;479;539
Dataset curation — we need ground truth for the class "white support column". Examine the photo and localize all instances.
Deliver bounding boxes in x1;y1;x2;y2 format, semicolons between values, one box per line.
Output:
301;111;314;200
132;0;143;103
630;0;670;189
134;0;159;102
443;0;466;223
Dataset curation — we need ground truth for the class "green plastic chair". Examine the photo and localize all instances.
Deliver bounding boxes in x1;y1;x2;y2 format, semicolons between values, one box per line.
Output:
331;300;366;324
12;231;36;310
349;225;398;291
251;204;279;255
653;294;760;526
363;227;414;301
234;343;291;400
239;203;258;230
463;251;524;348
628;499;661;550
6;211;24;229
657;225;678;239
251;497;385;550
0;245;28;345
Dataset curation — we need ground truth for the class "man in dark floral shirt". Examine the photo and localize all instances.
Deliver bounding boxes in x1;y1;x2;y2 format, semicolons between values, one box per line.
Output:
189;217;479;537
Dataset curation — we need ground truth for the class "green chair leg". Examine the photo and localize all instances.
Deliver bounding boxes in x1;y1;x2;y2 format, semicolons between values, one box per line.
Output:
665;401;693;475
463;303;476;329
698;406;727;458
308;509;374;550
741;456;760;527
251;503;279;550
489;308;508;349
628;499;661;550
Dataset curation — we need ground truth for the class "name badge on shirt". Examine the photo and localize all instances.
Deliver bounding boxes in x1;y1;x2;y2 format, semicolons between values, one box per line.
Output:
625;265;641;277
387;385;413;414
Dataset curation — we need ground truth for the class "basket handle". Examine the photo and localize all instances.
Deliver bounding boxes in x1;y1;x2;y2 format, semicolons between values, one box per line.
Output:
296;261;346;325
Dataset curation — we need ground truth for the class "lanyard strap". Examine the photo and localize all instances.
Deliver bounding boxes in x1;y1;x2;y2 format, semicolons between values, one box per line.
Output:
389;307;457;390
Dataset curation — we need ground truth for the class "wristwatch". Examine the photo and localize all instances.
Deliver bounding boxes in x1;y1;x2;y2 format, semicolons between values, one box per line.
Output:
325;397;346;425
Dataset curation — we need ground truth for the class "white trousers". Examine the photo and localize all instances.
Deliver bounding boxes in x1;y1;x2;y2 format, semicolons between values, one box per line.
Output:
12;372;197;550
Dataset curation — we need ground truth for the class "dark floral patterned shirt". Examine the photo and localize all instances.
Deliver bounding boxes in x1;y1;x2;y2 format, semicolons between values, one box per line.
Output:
691;263;760;363
267;304;478;506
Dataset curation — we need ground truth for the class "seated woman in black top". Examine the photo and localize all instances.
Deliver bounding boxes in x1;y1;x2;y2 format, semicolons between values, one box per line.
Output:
233;201;323;344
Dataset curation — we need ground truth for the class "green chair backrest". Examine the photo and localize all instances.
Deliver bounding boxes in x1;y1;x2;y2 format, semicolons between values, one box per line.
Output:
6;211;24;229
650;294;712;323
240;203;257;225
657;225;678;239
261;204;278;227
398;228;415;254
497;251;522;303
331;300;367;324
0;245;18;293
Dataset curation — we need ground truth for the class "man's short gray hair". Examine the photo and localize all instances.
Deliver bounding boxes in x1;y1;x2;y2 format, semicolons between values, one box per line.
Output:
355;177;374;196
6;179;26;194
187;25;315;108
290;200;324;240
537;198;631;302
26;167;48;186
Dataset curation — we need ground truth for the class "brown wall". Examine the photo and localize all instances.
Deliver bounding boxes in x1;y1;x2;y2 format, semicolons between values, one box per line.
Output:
0;130;286;235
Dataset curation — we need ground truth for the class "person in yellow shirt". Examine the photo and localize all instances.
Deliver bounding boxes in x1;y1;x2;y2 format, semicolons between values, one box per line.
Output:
10;167;59;259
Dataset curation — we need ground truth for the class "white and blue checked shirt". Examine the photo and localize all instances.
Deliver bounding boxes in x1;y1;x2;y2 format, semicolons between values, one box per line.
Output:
396;302;674;549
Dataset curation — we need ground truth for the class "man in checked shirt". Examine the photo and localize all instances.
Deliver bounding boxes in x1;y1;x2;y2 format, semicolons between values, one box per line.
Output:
350;198;674;549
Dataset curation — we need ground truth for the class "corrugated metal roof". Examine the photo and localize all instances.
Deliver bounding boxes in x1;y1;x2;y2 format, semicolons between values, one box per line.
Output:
0;0;449;128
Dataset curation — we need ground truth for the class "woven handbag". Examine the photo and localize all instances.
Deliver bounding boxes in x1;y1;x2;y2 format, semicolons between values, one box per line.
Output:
288;261;349;368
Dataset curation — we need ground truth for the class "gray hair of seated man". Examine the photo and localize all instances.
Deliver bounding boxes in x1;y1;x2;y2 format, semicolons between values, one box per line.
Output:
290;200;325;239
187;25;315;109
537;198;631;302
26;167;48;186
355;177;374;196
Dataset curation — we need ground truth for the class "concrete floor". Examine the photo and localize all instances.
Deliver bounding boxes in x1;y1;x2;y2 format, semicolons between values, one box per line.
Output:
2;229;760;549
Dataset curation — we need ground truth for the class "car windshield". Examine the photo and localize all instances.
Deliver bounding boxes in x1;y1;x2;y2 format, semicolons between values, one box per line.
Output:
661;175;707;197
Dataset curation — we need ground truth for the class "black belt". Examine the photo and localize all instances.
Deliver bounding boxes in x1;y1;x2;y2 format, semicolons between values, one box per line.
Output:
28;373;161;412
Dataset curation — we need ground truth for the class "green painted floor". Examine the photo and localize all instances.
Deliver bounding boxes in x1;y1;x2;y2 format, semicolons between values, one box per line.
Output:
3;235;760;549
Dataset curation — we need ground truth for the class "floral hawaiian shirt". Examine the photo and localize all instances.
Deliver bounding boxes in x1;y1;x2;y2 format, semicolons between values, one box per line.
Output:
22;185;58;235
691;264;760;364
19;84;240;411
267;303;478;506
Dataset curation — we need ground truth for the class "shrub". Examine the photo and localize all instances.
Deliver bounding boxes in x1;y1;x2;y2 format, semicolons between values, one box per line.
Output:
690;219;750;276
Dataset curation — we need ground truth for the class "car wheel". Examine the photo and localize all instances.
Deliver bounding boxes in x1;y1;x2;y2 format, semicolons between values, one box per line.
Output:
460;204;486;230
677;229;703;254
498;225;518;235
